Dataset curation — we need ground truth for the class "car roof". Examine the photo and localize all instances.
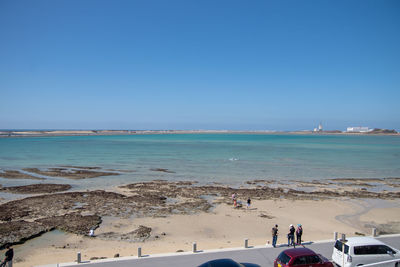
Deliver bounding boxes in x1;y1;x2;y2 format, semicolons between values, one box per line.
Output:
198;258;242;267
283;247;317;257
339;237;385;246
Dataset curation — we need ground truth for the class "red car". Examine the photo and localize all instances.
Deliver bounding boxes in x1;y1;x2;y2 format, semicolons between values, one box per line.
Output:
274;247;334;267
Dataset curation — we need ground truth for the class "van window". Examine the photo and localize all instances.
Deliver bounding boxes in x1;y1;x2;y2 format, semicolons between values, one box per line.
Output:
277;251;291;264
354;245;397;255
335;240;349;254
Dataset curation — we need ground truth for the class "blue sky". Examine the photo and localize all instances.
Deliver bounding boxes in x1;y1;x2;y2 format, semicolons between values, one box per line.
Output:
1;0;399;131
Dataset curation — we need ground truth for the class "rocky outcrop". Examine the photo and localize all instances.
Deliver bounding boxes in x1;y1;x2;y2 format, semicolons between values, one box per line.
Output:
0;170;44;180
0;184;71;194
0;213;101;248
0;220;51;249
0;178;398;248
35;213;101;235
23;167;118;179
97;225;152;242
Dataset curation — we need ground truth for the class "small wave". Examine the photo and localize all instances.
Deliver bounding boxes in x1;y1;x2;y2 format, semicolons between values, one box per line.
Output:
229;158;239;161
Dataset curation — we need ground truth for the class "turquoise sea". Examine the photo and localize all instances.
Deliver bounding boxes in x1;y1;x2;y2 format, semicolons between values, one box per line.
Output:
0;134;400;190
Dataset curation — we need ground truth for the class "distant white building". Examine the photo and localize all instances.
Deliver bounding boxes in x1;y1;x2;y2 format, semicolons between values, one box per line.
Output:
314;123;323;132
347;126;371;133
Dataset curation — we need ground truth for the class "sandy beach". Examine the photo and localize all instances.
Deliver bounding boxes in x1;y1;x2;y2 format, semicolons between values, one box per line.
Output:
1;176;399;266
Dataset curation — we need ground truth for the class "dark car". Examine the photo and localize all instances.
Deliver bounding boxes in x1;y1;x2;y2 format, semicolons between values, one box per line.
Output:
274;248;334;267
198;258;260;267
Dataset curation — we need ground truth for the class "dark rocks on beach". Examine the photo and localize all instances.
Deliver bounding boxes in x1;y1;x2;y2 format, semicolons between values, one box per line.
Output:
259;213;275;219
131;225;152;240
0;220;51;249
23;167;118;179
90;256;107;260
1;177;399;248
150;168;176;173
35;213;102;235
0;190;128;222
60;166;101;170
0;213;101;248
0;184;72;194
0;170;45;180
97;225;152;242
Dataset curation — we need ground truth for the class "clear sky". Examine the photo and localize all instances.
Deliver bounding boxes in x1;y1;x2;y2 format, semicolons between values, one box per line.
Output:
1;0;399;131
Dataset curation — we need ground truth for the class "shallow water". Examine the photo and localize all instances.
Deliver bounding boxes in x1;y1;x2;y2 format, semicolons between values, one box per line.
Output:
0;134;399;191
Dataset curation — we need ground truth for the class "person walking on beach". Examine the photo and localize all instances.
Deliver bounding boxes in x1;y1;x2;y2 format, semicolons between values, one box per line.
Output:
296;224;303;245
271;224;278;248
0;245;13;267
246;197;251;209
288;224;295;246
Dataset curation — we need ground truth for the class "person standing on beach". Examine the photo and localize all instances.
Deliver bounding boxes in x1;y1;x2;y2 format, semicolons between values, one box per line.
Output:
0;245;13;267
271;224;278;248
288;224;295;246
296;224;303;244
246;197;251;209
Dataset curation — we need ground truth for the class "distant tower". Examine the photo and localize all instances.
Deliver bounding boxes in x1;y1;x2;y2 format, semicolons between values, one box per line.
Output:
318;122;323;132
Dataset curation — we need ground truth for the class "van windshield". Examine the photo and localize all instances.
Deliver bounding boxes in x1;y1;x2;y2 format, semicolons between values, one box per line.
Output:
335;240;349;254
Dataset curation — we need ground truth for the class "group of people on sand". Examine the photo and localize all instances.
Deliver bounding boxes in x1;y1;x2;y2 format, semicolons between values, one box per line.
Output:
231;192;251;209
231;193;303;248
271;223;303;248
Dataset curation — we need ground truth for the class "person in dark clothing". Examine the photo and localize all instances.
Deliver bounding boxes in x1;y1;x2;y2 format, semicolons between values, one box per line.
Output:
288;224;295;246
296;224;303;244
0;245;13;267
246;198;251;209
271;224;278;248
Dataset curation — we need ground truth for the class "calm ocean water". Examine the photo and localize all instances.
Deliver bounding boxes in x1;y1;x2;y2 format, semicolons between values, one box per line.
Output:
0;134;400;190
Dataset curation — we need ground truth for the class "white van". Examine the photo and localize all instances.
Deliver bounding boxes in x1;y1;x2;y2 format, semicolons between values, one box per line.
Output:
332;237;400;267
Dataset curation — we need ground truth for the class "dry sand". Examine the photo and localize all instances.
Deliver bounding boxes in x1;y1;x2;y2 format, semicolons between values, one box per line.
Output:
10;198;400;267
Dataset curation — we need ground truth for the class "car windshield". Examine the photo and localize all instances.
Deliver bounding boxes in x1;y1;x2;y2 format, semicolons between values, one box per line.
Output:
335;240;349;254
277;251;291;264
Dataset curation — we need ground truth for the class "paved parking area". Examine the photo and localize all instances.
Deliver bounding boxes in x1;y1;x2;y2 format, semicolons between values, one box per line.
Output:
39;235;400;267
